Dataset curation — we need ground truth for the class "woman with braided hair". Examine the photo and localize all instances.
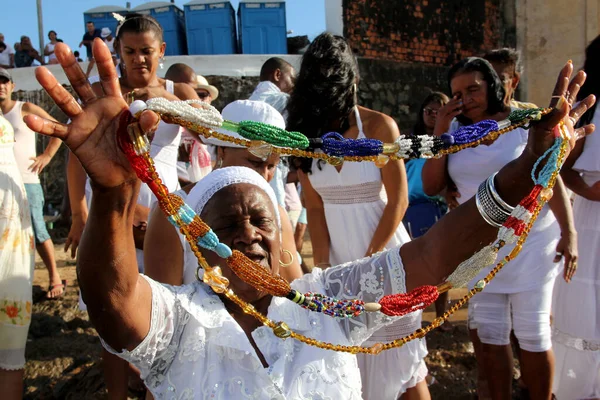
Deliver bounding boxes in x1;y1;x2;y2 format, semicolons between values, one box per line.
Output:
287;33;425;399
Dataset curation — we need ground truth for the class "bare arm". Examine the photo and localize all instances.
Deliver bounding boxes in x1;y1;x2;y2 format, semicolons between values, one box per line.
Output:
144;204;185;285
401;65;594;291
298;169;331;267
561;138;600;201
548;176;578;282
22;102;62;173
278;205;304;281
66;153;89;258
365;115;408;256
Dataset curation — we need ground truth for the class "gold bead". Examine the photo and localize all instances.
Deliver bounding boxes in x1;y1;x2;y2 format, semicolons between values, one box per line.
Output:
202;267;229;293
370;343;384;355
415;328;426;338
273;321;292;338
509;244;523;259
328;156;344;166
382;142;400;154
540;188;554;202
437;282;453;294
375;154;390;168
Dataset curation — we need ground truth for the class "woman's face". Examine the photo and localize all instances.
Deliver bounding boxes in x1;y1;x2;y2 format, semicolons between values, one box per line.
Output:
201;184;281;302
119;31;165;85
423;101;444;130
450;71;489;123
48;31;56;41
219;147;280;182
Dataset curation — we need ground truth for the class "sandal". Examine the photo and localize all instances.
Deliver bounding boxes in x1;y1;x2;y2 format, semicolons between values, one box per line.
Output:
46;279;67;300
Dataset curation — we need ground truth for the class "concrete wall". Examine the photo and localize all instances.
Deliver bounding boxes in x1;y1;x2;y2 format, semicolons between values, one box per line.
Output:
325;0;344;35
515;0;600;105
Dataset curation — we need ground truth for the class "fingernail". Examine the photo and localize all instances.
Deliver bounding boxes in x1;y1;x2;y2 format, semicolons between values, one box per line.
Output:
568;59;573;64
556;95;566;110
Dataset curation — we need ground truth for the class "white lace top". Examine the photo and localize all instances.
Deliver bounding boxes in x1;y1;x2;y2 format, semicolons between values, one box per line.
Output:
104;248;412;399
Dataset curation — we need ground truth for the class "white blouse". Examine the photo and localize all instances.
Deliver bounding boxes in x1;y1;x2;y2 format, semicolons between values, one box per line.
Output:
104;248;415;399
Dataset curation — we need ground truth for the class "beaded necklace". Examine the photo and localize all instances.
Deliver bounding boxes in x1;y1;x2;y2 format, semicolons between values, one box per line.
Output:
120;101;567;354
134;99;549;166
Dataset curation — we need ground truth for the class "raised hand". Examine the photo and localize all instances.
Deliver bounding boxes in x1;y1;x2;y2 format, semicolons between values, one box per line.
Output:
23;38;159;189
528;62;596;159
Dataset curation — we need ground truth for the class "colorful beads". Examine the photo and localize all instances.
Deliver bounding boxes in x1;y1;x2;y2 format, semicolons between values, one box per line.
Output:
299;292;366;318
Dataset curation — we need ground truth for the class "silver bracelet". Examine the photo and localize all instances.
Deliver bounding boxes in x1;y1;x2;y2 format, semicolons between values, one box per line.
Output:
487;173;515;213
476;178;511;227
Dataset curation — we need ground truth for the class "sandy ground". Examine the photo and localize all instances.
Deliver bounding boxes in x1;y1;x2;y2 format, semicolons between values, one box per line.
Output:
24;239;527;399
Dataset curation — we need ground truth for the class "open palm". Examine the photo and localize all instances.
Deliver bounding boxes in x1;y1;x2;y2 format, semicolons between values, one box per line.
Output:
24;39;159;189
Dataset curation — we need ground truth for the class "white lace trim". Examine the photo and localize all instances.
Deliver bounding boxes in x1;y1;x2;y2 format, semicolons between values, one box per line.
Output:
552;327;600;351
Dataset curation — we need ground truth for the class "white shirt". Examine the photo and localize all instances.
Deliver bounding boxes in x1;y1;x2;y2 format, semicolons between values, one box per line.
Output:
250;81;290;118
0;43;14;66
105;248;412;399
104;37;116;55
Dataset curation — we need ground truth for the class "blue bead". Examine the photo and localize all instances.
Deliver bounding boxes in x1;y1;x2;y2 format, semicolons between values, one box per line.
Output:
440;133;455;145
215;243;233;258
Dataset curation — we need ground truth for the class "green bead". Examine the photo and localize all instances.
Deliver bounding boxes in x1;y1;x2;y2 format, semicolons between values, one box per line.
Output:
474;280;486;292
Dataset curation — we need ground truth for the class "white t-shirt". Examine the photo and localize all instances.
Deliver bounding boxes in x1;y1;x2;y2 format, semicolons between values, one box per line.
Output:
0;43;14;66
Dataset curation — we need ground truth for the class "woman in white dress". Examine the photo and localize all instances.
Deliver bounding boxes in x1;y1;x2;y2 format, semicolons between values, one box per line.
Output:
64;14;200;399
553;35;600;399
0;114;34;399
23;39;593;399
44;30;59;64
423;57;577;400
287;33;427;400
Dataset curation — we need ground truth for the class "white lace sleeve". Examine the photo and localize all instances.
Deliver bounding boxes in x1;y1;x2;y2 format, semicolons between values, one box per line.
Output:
101;275;186;385
320;247;407;345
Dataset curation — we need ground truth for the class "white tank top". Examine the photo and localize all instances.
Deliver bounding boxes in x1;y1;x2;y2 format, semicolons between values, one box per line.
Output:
4;101;40;184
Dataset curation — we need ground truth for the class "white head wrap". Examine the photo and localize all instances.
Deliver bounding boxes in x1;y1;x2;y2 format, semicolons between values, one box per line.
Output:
186;166;281;229
203;99;286;148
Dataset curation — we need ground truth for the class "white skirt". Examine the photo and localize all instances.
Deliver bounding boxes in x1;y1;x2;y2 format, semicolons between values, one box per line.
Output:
0;144;35;370
552;177;600;399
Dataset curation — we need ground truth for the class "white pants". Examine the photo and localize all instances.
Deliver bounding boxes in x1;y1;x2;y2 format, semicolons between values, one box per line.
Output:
468;278;554;352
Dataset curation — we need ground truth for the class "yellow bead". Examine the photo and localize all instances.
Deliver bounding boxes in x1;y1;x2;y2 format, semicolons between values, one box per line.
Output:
382;142;400;154
273;321;292;338
370;343;384;355
375;154;390;168
202;267;230;293
328;156;344;166
248;140;273;160
540;188;554;202
509;244;523;259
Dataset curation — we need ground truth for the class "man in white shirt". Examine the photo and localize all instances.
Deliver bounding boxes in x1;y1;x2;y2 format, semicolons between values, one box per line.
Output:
0;33;15;68
249;57;295;115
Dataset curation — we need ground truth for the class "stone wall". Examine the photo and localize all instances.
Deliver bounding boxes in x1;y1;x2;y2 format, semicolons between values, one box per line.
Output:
357;58;448;133
343;0;506;65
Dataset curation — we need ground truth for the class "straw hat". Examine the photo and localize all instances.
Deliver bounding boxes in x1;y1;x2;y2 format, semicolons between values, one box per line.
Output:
196;75;219;100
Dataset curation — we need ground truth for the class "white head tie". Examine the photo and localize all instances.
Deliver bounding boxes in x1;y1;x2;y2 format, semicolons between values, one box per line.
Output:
186;166;281;229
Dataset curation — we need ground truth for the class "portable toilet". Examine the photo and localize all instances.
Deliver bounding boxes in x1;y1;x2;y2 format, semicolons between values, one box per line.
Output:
83;5;129;37
238;0;287;54
132;2;187;56
184;0;237;55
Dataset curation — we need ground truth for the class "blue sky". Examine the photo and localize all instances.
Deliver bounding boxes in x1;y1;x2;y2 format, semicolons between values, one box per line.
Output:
1;0;326;54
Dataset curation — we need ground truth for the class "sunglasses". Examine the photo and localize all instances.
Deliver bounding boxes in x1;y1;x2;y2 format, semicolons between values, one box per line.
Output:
196;91;211;100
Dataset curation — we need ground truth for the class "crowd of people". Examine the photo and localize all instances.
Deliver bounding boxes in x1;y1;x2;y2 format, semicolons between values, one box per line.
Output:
0;21;114;70
0;12;598;400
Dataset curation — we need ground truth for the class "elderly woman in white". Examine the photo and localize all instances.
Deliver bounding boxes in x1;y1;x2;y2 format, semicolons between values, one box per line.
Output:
24;39;594;399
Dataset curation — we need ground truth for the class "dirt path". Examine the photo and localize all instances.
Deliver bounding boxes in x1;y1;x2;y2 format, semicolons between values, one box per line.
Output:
24;242;524;399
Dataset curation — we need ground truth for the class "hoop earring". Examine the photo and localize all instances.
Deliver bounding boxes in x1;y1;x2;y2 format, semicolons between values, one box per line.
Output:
216;158;223;168
159;57;165;70
279;249;294;267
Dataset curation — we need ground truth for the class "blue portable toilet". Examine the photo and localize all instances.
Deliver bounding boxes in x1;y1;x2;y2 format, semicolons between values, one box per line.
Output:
238;0;287;54
83;5;128;37
132;2;187;56
184;0;237;55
